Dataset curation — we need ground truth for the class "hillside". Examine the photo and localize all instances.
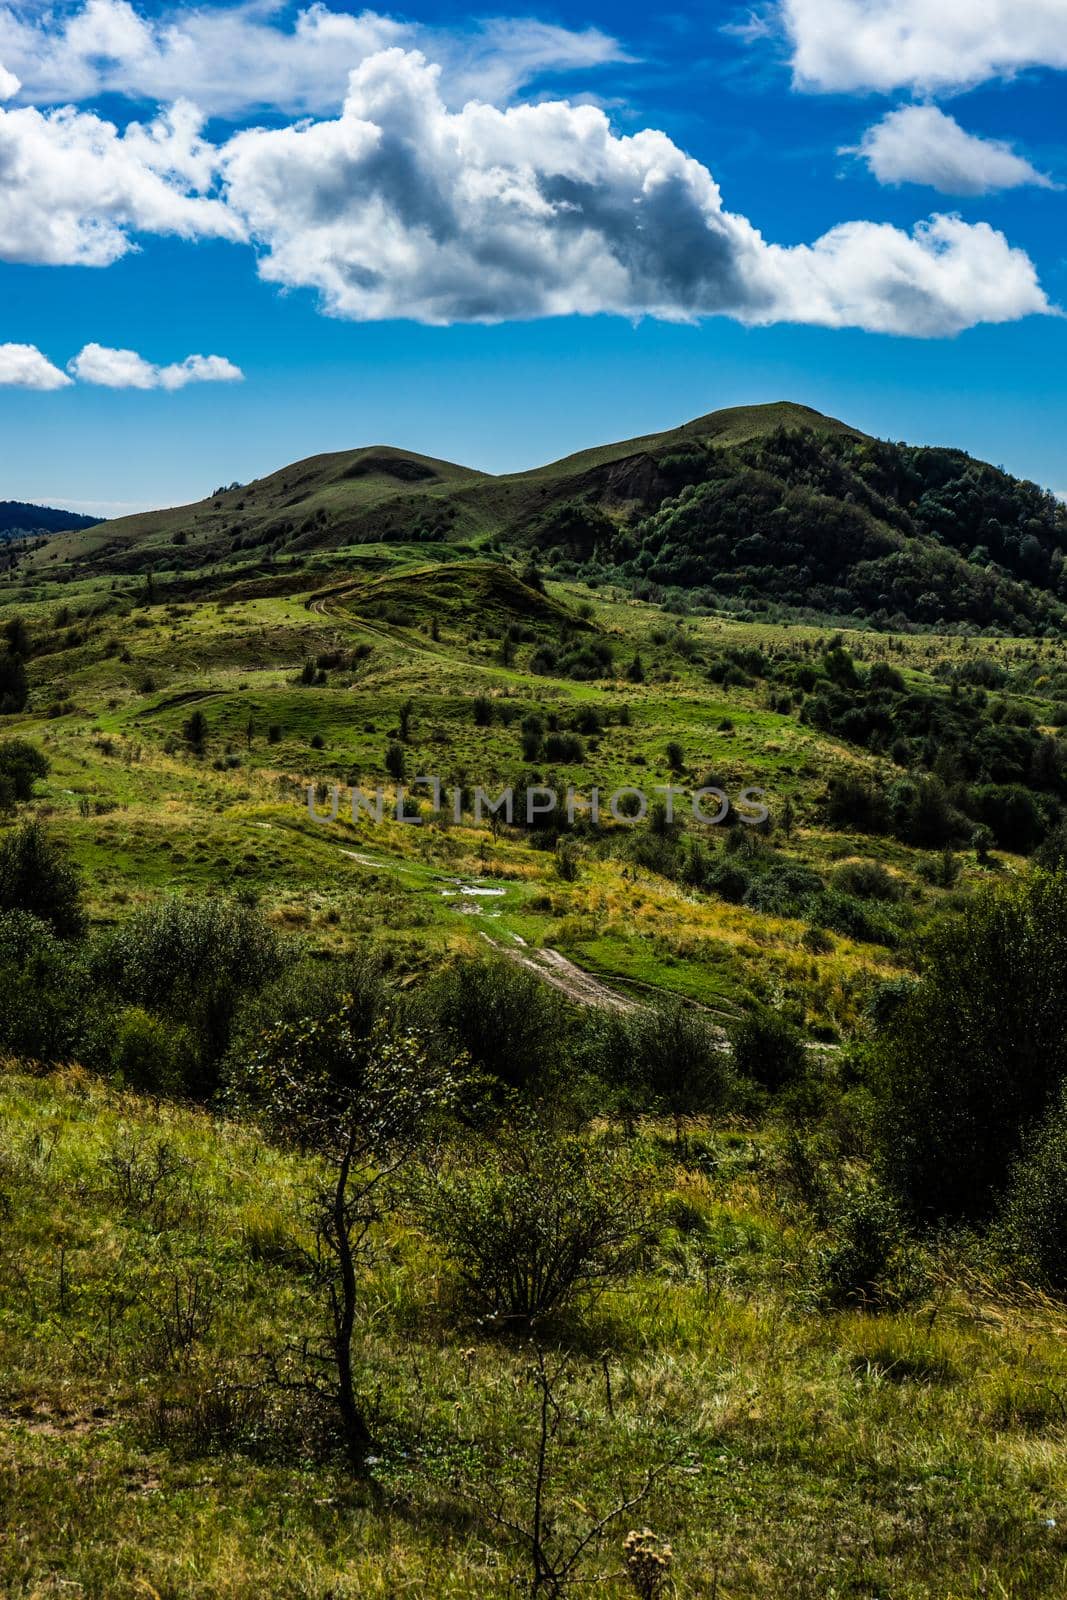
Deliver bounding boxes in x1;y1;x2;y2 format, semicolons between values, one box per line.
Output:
22;402;1067;634
0;500;99;540
5;408;1067;1595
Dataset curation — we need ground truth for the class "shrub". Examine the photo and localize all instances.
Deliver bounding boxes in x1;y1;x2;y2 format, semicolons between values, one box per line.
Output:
831;861;902;902
543;731;585;764
815;1179;920;1310
730;1008;807;1092
0;739;48;810
102;1006;195;1093
0;909;89;1061
424;957;572;1099
594;1002;733;1130
997;1086;1067;1289
872;870;1067;1224
0;819;85;937
422;1129;656;1325
385;742;406;782
94;897;288;1095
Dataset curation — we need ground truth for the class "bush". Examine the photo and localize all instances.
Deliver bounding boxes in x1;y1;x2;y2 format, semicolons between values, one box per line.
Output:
593;1002;733;1129
0;819;85;937
872;870;1067;1224
815;1180;920;1310
0;909;89;1061
0;739;48;810
422;1129;656;1325
424;957;572;1099
103;1006;195;1093
731;1008;807;1093
998;1086;1067;1289
94;897;288;1095
831;861;902;903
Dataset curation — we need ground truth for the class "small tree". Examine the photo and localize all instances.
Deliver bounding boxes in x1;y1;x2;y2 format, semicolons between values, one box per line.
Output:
184;709;207;749
731;1007;807;1093
873;870;1067;1223
596;1002;733;1137
96;896;286;1093
239;1012;464;1468
427;956;570;1098
0;739;48;812
0;819;85;937
462;1346;675;1597
385;741;406;783
423;1128;656;1325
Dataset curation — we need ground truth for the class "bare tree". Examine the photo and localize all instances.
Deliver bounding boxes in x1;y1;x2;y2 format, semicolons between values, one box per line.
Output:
239;1010;464;1470
465;1346;678;1597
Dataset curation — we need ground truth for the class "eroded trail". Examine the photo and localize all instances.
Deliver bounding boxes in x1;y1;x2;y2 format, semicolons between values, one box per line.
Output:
481;932;637;1012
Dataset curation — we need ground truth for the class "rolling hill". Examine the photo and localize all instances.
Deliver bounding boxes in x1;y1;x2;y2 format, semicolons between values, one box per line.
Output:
0;500;99;540
24;401;1067;633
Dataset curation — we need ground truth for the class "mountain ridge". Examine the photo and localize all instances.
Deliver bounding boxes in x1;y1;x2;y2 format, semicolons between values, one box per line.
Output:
15;402;1067;634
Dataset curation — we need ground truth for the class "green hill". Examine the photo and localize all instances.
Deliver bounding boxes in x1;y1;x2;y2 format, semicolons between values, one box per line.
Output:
23;402;1067;634
0;500;99;540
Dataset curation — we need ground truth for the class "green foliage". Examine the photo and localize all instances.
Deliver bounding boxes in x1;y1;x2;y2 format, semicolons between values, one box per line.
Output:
998;1084;1067;1290
0;738;48;810
94;897;288;1094
593;1002;733;1126
425;956;572;1100
873;870;1067;1224
421;1128;656;1325
816;1179;920;1310
0;646;28;714
731;1008;807;1093
104;1006;195;1094
0;819;85;937
0;909;89;1060
385;741;406;782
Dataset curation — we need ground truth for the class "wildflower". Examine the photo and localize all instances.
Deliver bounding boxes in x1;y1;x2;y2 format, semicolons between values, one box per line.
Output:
622;1527;673;1598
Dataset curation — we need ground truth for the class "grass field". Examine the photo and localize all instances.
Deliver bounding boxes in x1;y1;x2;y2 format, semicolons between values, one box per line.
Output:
5;508;1067;1596
4;546;1049;1028
3;1065;1067;1600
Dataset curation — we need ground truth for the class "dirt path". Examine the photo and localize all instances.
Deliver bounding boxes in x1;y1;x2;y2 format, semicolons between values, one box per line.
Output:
481;932;636;1012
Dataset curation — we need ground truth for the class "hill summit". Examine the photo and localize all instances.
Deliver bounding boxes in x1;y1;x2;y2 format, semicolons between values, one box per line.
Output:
25;402;1067;633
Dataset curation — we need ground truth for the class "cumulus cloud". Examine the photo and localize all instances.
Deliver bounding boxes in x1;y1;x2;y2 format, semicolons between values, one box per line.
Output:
218;49;1051;335
0;60;18;98
0;99;242;265
68;344;244;389
0;29;1054;337
0;342;72;389
0;0;624;117
781;0;1067;95
852;106;1056;196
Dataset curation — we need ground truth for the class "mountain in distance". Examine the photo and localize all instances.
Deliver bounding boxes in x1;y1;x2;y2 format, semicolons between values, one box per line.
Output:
0;501;100;541
22;402;1067;635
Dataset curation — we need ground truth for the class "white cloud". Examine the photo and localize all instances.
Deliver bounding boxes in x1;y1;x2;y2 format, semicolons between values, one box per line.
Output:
218;49;1051;335
759;214;1049;336
781;0;1067;95
0;99;242;265
0;342;72;389
0;60;18;98
69;344;244;389
852;106;1056;196
0;22;1054;338
0;0;625;117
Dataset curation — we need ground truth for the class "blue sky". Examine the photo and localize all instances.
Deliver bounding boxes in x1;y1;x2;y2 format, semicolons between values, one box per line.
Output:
1;0;1065;515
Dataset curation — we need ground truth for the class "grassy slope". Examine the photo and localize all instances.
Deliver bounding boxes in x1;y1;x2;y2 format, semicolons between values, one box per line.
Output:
2;551;1062;1029
25;404;857;575
2;1065;1067;1599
